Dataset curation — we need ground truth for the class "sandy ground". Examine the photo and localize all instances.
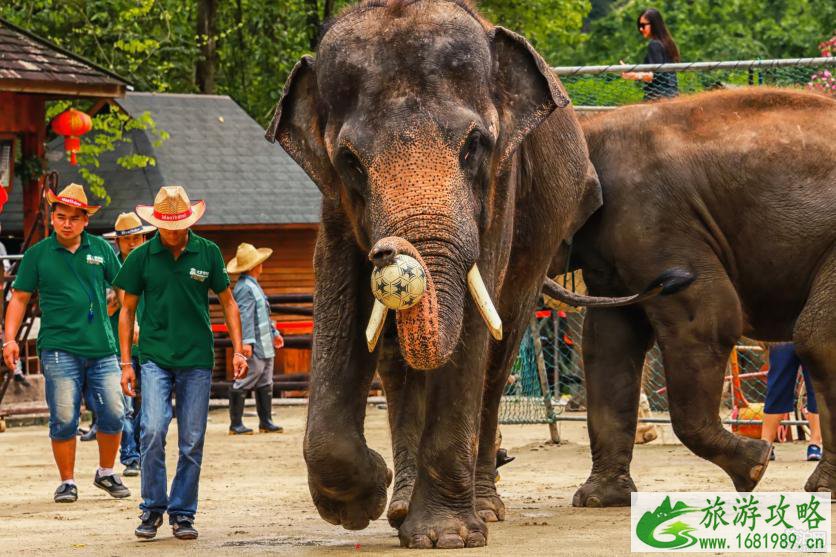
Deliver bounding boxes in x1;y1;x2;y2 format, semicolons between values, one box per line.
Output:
0;405;832;556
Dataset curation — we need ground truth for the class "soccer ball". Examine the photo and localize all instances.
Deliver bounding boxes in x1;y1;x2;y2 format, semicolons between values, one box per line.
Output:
371;254;427;310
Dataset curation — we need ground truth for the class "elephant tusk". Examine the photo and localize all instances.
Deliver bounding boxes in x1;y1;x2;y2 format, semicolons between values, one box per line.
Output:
365;299;388;352
467;265;503;341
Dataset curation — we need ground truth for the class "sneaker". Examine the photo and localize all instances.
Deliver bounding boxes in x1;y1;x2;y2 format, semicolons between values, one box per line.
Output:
93;472;131;498
807;444;822;462
54;483;78;503
171;516;198;540
123;462;140;477
135;511;164;539
769;447;776;461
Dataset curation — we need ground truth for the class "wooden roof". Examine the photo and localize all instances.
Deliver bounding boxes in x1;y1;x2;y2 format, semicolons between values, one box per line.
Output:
0;17;128;98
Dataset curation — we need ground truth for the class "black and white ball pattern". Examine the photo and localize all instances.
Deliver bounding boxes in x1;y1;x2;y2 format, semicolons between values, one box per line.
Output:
371;254;427;310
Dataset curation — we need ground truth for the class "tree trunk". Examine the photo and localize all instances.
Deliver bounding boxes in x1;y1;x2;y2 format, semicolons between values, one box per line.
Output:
306;0;320;50
196;0;219;94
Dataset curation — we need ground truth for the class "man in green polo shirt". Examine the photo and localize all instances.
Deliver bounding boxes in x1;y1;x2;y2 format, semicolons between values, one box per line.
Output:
2;183;130;504
114;185;247;541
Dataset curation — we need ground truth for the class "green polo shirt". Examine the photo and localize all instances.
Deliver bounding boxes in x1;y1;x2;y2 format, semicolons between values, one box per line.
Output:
13;231;120;358
112;231;230;369
109;253;145;359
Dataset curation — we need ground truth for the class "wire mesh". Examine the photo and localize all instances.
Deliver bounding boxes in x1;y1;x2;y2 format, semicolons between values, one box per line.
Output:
499;57;833;428
552;57;836;109
500;308;782;426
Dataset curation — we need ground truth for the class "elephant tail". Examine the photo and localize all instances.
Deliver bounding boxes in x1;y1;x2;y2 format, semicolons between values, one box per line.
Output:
543;267;696;309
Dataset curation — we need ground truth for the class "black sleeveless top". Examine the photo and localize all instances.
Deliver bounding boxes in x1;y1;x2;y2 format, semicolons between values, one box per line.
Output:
643;39;679;101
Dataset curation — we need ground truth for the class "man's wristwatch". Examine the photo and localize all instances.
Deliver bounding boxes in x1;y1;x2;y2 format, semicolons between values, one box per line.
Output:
2;340;17;348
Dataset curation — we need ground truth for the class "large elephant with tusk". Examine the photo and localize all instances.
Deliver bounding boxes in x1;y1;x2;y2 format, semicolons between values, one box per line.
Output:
265;0;671;549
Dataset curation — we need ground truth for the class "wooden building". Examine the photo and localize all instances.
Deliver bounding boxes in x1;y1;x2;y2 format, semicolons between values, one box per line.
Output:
0;16;128;239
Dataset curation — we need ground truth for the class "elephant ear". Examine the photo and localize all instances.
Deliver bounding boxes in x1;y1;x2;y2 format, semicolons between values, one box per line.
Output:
266;55;339;200
490;27;570;175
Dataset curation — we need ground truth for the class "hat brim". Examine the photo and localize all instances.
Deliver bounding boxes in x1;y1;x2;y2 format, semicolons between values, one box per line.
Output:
102;224;157;239
226;247;273;274
46;189;101;216
135;200;206;230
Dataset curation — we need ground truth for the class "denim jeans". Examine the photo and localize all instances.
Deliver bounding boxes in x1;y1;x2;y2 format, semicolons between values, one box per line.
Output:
40;350;123;441
119;356;142;465
139;360;211;521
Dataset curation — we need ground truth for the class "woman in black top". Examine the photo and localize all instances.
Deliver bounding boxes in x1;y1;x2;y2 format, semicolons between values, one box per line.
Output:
622;8;680;100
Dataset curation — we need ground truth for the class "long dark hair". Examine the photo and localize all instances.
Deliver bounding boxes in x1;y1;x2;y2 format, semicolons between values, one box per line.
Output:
638;8;680;62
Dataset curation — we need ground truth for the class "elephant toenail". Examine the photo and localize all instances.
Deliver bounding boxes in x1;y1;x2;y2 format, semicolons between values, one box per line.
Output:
437;534;465;549
466;532;488;547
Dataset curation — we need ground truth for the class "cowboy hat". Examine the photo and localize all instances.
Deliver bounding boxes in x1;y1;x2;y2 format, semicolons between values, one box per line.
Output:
136;186;206;230
46;183;101;215
102;211;157;239
226;242;273;274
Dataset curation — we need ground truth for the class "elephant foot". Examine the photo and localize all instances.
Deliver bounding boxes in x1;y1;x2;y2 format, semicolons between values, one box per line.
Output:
725;438;771;492
309;448;393;530
573;471;636;507
476;492;506;522
398;508;487;549
387;469;416;528
805;457;836;497
634;424;658;444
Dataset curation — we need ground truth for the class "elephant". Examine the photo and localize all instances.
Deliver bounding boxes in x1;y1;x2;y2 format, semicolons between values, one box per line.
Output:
264;0;695;548
562;87;836;507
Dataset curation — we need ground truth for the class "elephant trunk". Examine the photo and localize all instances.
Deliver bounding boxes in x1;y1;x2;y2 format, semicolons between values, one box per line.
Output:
368;236;502;370
369;236;462;370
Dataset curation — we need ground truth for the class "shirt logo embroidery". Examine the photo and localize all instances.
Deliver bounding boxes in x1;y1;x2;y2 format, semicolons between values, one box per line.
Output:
190;268;209;282
86;255;104;265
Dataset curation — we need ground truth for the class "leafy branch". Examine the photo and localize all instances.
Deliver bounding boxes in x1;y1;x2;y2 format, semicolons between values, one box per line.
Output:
47;100;169;204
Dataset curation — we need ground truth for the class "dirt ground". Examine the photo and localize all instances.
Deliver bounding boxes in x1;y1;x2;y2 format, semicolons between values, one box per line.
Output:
0;405;831;556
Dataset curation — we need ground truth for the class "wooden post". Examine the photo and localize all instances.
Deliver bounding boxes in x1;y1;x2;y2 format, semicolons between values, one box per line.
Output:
21;97;45;242
530;315;560;444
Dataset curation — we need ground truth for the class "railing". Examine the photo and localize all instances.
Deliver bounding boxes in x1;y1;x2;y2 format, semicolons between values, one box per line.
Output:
0;172;54;411
550;56;836;110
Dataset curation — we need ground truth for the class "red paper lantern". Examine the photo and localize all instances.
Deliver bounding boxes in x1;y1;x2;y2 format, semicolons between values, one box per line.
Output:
51;108;93;165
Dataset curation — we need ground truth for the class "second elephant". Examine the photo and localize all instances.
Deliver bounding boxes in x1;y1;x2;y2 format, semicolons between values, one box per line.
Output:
565;87;836;506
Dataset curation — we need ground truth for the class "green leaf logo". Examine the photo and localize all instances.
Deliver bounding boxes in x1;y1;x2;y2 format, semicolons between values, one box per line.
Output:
636;496;700;549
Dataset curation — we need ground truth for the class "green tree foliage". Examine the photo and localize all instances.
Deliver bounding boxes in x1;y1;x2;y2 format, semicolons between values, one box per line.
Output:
479;0;591;62
1;0;195;91
572;0;836;65
2;0;833;127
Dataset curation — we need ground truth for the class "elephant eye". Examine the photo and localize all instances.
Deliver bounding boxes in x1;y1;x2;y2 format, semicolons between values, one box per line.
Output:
460;129;486;172
339;149;367;194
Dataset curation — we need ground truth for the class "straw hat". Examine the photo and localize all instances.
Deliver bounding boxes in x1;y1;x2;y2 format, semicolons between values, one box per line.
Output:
136;186;206;230
226;242;273;274
46;183;101;215
103;211;157;239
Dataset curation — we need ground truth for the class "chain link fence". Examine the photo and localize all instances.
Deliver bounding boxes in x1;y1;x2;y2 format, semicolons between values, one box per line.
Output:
500;57;834;432
554;57;836;109
501;306;813;438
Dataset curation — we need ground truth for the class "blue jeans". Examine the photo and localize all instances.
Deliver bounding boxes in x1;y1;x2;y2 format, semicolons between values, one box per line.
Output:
139;360;211;521
120;357;141;465
40;350;123;441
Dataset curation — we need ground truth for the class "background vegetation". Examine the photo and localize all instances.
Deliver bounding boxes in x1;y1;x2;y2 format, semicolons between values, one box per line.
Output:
2;0;832;126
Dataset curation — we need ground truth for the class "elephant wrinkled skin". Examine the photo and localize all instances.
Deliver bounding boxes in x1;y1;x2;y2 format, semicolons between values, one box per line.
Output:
267;0;602;549
568;88;836;507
